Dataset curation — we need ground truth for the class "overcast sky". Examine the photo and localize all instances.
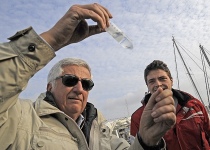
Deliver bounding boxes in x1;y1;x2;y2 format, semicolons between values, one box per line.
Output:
1;0;210;120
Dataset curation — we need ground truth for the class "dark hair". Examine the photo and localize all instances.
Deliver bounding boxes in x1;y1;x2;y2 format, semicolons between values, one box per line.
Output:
144;60;172;84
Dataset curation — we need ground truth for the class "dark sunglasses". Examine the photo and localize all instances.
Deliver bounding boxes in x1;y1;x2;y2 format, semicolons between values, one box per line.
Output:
55;74;94;91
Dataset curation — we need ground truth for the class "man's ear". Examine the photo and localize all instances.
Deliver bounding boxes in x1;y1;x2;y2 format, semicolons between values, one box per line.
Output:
47;83;52;92
171;78;173;86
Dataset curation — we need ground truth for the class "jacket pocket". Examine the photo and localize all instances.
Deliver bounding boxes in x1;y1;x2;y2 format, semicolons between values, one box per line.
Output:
31;127;79;150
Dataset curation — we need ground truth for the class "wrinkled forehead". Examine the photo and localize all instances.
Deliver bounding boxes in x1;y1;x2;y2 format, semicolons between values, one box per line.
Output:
62;65;91;78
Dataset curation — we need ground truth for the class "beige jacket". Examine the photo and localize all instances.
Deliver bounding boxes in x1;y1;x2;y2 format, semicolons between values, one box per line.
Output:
0;27;143;149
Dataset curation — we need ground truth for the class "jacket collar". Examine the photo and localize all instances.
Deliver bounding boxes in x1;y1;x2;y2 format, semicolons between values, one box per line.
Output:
34;91;98;145
143;88;192;106
33;92;63;117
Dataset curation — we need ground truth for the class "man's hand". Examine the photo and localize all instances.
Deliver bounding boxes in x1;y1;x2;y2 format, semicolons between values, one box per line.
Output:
139;87;176;146
40;3;112;51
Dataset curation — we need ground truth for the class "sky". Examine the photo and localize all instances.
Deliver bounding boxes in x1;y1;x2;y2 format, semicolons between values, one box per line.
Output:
1;0;210;120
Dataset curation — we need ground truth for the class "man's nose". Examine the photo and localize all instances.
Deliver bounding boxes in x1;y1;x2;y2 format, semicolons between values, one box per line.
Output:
154;80;162;86
73;81;83;93
153;80;162;90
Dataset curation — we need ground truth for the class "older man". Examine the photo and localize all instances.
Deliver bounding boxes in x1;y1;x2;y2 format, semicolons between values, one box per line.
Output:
0;3;176;150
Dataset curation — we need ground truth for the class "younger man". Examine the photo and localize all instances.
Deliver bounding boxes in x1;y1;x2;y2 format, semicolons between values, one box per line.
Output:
130;60;210;149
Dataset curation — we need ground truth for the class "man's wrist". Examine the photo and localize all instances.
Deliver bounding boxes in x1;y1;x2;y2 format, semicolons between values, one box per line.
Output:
137;132;164;150
39;33;55;51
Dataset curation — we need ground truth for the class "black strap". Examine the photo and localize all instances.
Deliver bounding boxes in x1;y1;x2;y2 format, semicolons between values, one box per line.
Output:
137;132;164;150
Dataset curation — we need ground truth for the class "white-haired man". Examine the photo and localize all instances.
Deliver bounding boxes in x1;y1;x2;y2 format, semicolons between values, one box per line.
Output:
0;3;176;150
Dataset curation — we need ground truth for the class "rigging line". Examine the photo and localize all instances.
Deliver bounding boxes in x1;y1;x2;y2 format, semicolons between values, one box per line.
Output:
175;40;204;72
200;45;210;73
172;37;204;103
200;46;210;104
179;46;202;70
203;47;210;70
203;46;210;56
200;45;210;95
172;37;180;89
203;56;210;104
201;47;210;66
177;41;210;89
175;40;210;81
175;40;200;61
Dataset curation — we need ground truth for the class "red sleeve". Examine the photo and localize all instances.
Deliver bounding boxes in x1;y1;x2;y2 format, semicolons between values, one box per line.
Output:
130;106;144;136
199;102;210;141
187;98;210;143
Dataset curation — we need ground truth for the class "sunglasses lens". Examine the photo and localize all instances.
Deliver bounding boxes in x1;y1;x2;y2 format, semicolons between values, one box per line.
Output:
61;75;94;91
81;79;94;91
62;75;78;87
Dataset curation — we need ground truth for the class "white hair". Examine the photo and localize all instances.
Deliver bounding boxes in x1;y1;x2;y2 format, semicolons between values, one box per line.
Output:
47;58;91;88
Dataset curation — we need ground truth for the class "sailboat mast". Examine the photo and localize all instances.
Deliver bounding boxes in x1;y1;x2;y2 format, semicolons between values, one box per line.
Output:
200;45;210;67
172;37;203;103
199;45;210;106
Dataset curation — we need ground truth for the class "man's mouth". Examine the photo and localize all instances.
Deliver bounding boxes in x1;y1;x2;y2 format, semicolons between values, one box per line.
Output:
68;97;82;101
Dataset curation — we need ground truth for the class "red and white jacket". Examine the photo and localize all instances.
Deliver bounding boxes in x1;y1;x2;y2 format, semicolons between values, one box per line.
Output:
130;89;210;150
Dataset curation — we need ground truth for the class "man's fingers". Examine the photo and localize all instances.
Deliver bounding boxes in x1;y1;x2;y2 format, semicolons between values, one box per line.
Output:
71;4;112;29
151;104;176;118
42;3;112;50
152;95;174;111
88;25;105;36
95;3;112;26
155;89;173;102
145;87;163;111
153;111;176;126
151;89;175;124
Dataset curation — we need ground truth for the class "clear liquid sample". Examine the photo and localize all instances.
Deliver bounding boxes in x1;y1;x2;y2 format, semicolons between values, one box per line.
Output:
105;22;133;49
